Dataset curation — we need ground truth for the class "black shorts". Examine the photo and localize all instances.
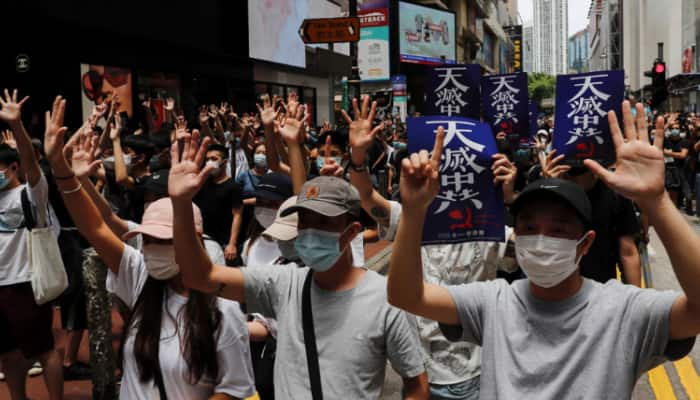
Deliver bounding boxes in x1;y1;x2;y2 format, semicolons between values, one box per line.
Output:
665;164;681;189
58;229;89;331
0;282;55;359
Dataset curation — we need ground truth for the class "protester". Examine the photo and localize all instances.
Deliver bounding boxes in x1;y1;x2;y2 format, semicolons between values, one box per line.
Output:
168;131;429;399
0;90;64;400
42;97;256;399
387;101;699;398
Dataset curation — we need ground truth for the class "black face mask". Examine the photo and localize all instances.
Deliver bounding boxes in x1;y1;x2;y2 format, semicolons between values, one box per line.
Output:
496;138;510;154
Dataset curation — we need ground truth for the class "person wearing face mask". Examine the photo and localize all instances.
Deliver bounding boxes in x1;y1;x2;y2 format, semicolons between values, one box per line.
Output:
241;173;293;267
388;105;700;399
236;142;268;201
193;144;244;265
169;135;429;399
664;123;690;208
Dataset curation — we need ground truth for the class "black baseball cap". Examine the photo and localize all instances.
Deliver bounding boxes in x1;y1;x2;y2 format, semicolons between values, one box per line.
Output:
511;178;592;228
142;169;169;197
252;173;293;202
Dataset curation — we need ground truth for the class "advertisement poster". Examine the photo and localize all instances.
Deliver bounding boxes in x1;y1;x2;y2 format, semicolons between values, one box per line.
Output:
408;116;504;244
553;70;624;167
504;25;523;73
398;1;456;65
392;75;408;122
359;1;390;81
80;64;133;123
136;71;181;130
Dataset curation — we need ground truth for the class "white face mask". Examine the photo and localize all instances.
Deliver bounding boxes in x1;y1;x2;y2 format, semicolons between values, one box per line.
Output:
143;244;180;280
515;234;587;288
254;207;277;228
206;160;221;175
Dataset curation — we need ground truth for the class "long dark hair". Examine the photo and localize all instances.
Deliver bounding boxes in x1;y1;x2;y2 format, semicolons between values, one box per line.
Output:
120;276;222;384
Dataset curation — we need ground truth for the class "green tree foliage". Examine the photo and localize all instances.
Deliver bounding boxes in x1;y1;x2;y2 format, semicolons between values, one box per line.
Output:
528;73;556;106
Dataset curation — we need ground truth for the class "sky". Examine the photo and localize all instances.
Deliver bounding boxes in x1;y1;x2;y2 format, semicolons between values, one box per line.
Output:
518;0;590;36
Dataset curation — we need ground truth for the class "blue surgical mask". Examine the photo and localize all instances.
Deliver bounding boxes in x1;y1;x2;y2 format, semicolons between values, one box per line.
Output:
392;142;407;151
316;157;343;170
0;170;9;190
254;154;267;169
234;137;241;147
294;228;345;272
671;129;680;137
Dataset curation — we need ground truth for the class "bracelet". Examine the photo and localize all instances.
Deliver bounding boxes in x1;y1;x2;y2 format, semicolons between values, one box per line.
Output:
53;173;75;180
61;183;82;195
349;159;368;173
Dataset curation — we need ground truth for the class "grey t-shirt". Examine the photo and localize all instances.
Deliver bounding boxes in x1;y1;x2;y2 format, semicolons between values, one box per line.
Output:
444;278;695;399
243;265;426;400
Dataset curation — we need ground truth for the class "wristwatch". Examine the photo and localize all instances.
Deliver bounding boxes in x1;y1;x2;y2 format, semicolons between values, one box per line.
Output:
349;159;368;173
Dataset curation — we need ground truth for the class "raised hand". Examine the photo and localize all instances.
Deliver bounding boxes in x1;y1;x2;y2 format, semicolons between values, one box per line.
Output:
1;130;17;149
342;96;383;165
257;94;281;128
400;126;445;212
168;130;213;200
541;149;571;179
92;103;108;121
199;105;210;124
584;101;666;210
44;96;69;163
72;132;102;178
0;89;29;123
142;99;151;110
275;97;305;145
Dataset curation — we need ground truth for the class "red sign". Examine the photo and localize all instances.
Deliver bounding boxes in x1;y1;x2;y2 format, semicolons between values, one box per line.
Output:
359;9;388;27
299;17;360;44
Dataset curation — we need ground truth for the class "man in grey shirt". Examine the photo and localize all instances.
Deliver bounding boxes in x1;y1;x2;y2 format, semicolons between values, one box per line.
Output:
169;133;429;400
388;104;699;399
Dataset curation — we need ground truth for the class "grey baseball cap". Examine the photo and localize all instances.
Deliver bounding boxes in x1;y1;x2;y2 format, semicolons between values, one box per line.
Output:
280;176;362;218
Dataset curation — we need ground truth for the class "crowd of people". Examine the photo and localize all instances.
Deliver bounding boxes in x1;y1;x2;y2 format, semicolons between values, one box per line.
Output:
0;85;698;400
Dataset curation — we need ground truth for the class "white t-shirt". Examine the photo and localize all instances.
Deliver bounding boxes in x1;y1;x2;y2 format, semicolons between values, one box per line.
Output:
107;245;255;400
0;175;59;285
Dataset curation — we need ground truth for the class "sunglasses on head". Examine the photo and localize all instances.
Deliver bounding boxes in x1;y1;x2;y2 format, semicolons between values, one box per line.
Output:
82;67;130;101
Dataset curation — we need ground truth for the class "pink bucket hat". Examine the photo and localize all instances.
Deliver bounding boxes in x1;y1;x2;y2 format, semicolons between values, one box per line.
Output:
122;198;203;241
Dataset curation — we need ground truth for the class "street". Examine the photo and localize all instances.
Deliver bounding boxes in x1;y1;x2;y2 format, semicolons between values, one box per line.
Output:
379;215;700;400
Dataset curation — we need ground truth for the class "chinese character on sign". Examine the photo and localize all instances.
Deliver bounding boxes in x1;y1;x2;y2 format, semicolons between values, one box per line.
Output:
565;74;611;145
489;76;521;125
433;67;469;117
426;120;487;214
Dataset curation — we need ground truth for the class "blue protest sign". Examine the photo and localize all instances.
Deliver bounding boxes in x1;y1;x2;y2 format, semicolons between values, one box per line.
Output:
553;70;624;167
425;64;481;119
407;116;505;244
481;72;529;145
529;101;539;140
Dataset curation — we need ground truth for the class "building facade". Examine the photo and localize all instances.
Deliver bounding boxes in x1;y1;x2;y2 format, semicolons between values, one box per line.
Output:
568;29;589;73
589;0;623;73
533;0;568;74
523;25;533;72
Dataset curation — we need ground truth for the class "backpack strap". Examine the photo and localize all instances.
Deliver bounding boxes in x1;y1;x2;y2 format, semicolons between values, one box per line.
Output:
20;188;36;231
302;269;323;399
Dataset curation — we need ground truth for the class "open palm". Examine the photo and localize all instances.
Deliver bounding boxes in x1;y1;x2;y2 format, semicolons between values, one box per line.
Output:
168;130;213;200
584;102;665;209
72;133;102;178
0;89;29;123
342;97;383;155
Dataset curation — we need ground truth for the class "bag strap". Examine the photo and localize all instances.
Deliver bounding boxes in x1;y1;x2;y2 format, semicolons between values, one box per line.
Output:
302;269;323;400
154;362;168;400
20;188;36;231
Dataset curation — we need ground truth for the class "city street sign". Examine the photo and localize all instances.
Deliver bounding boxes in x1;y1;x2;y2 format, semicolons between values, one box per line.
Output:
299;17;360;44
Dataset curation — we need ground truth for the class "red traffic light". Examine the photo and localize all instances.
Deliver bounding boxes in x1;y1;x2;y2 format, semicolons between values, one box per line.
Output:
655;63;666;74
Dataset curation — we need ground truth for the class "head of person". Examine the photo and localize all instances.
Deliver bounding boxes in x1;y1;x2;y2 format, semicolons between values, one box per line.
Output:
0;144;20;191
205;144;228;179
141;169;169;208
120;198;221;384
262;196;301;262
316;131;348;170
669;123;682;141
118;135;156;173
511;179;595;290
148;127;173;171
536;129;551;145
252;143;267;171
251;173;293;232
280;176;363;273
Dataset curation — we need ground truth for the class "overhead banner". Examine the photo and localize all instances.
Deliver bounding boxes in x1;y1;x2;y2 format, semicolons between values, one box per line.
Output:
425;64;481;119
358;1;390;81
481;72;529;145
407;116;505;244
553;70;624;167
504;25;523;73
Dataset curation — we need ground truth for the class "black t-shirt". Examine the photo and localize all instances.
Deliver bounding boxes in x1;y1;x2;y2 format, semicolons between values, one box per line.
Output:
193;177;243;246
580;180;640;283
40;159;74;228
664;138;689;167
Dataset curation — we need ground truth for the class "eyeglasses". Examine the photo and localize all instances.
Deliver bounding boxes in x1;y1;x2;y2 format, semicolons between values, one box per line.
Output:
81;67;130;101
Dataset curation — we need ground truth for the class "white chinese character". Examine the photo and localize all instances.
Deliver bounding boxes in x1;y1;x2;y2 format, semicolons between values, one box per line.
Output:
426;120;485;151
489;76;520;125
565;74;612;145
435;67;468;92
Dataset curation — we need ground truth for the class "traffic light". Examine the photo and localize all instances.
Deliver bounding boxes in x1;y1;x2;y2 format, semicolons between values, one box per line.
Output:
646;59;667;109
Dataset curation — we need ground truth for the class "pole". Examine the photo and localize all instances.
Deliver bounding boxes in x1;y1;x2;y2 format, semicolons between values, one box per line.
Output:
349;0;361;100
658;42;664;60
329;43;335;125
